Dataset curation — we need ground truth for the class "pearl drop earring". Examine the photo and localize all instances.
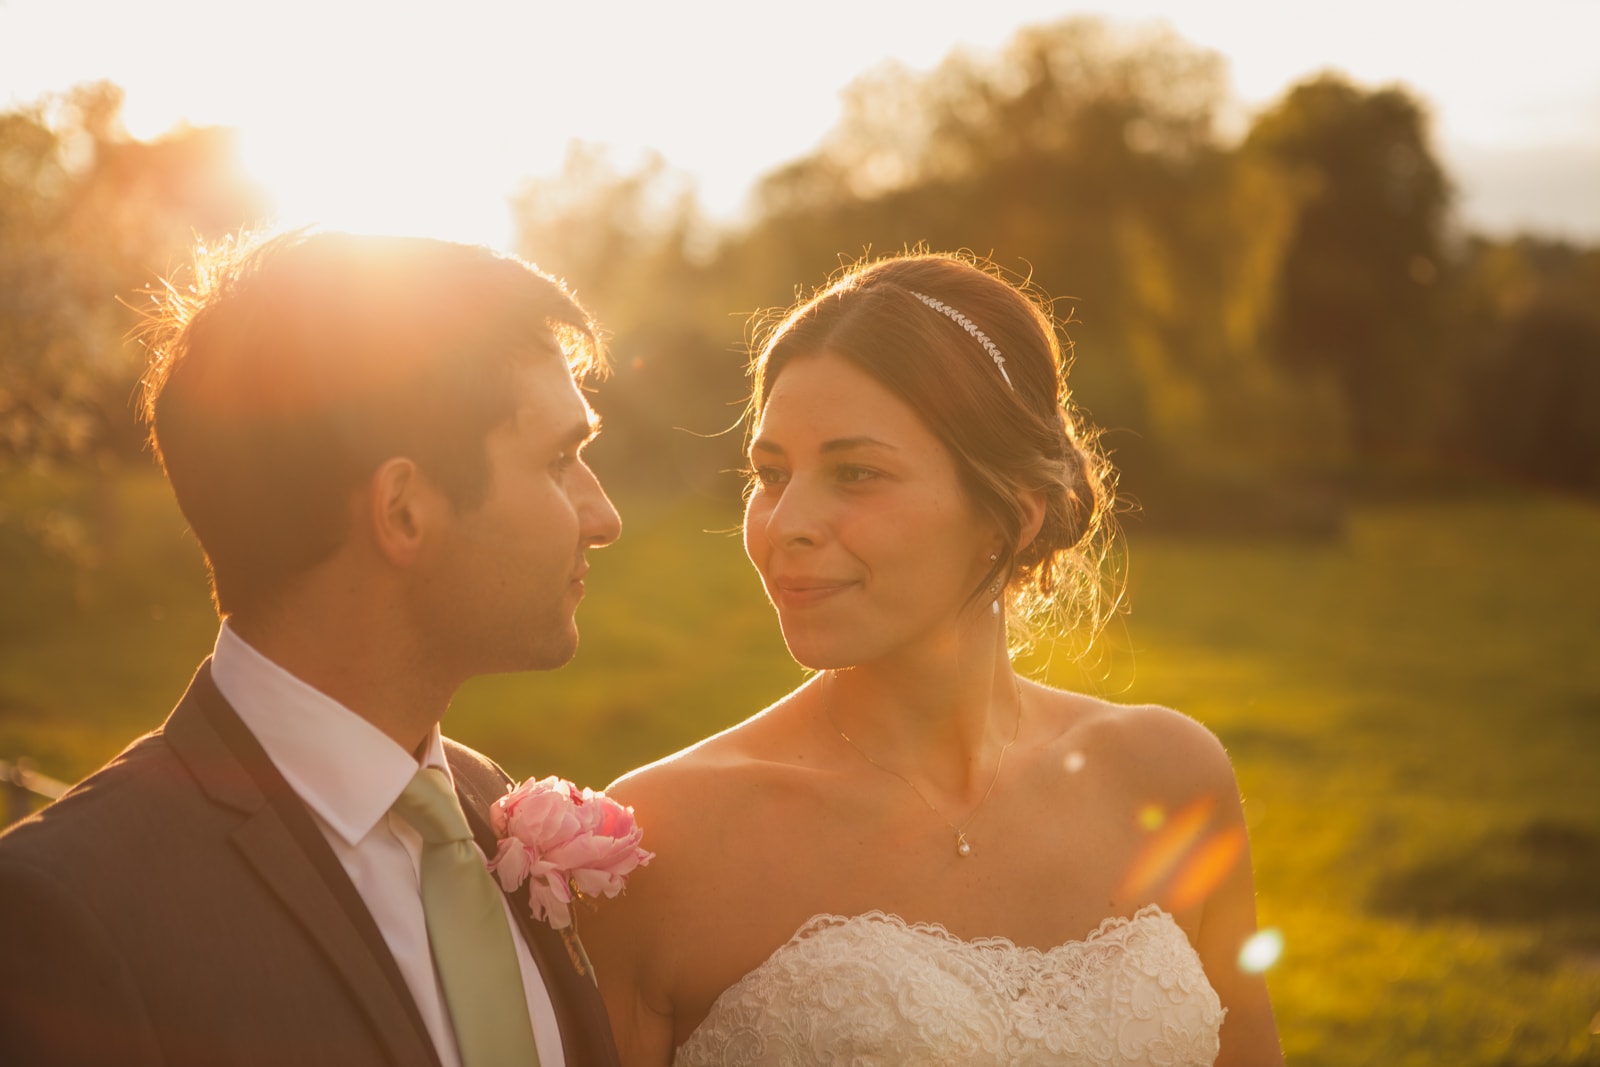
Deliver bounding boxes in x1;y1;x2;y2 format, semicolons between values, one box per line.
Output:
989;553;1001;616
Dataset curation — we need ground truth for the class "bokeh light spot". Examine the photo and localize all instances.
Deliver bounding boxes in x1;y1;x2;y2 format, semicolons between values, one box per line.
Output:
1238;929;1284;974
1138;804;1166;831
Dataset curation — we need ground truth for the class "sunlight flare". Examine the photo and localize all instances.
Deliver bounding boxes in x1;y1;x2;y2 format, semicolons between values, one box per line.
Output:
235;121;518;249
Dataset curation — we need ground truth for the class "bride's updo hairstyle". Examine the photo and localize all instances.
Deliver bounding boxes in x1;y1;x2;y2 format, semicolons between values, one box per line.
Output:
748;252;1120;651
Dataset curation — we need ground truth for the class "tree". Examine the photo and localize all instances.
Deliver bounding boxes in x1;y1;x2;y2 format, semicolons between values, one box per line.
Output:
1451;237;1600;492
511;145;748;497
727;18;1339;521
1244;74;1452;454
0;83;267;466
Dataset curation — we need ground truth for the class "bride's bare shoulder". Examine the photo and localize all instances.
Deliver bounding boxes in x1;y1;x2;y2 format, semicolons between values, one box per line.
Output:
1027;682;1238;799
605;689;814;826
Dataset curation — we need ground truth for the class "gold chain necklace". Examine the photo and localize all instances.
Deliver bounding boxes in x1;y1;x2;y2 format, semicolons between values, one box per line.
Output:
823;673;1023;859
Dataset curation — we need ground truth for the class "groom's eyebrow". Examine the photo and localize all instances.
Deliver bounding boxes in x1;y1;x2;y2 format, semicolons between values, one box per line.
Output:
553;414;600;453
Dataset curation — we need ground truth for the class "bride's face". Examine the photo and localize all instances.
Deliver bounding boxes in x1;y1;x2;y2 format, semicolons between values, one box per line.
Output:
743;352;1000;669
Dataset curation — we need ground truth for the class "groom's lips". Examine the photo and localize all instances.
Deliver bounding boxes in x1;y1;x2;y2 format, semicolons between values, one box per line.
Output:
772;577;855;609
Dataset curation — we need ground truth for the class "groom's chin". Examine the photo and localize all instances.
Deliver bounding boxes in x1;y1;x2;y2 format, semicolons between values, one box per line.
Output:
522;621;583;672
465;620;581;678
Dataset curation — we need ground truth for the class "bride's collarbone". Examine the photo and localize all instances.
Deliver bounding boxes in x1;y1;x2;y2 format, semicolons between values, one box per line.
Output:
675;829;1131;952
678;749;1124;884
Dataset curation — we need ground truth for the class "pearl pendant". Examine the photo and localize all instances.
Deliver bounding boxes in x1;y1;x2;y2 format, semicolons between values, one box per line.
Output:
956;834;973;858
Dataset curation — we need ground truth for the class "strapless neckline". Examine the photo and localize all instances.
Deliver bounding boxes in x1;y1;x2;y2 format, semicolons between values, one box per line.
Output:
674;904;1224;1066
781;903;1183;957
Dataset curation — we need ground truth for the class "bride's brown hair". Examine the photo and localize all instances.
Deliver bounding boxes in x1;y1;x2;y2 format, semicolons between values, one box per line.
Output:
748;251;1121;652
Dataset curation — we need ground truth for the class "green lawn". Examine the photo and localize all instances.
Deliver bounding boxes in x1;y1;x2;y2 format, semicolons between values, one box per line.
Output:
3;466;1598;1065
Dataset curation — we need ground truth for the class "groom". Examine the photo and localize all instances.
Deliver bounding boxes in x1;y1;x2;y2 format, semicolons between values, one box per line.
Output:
0;232;623;1065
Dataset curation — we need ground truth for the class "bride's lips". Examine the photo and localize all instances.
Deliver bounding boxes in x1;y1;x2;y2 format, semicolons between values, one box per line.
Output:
771;577;856;609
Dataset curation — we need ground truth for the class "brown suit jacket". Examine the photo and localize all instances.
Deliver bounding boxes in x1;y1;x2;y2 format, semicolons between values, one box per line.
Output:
0;662;620;1067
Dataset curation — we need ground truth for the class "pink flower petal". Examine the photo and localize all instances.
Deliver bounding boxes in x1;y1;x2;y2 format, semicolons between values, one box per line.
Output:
486;838;531;892
494;777;654;927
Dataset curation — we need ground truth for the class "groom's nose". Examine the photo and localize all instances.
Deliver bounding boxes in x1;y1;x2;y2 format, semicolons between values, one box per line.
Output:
575;461;622;548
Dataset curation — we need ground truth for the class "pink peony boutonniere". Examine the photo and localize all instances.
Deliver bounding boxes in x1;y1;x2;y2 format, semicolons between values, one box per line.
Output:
486;775;653;932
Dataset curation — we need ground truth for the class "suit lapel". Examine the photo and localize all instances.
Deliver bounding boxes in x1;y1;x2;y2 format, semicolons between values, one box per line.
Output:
165;663;442;1067
454;768;620;1067
231;814;441;1067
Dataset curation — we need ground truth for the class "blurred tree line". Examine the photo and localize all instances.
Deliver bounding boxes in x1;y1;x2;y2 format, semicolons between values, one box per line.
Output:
3;19;1598;539
0;82;265;466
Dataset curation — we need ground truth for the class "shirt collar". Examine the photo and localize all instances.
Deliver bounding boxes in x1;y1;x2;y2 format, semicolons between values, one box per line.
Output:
210;621;451;847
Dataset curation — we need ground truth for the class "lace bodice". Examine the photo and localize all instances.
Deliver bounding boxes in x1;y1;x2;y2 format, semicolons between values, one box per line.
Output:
673;905;1223;1067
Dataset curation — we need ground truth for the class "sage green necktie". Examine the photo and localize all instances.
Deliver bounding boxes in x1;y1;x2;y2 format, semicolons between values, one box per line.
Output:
391;767;541;1067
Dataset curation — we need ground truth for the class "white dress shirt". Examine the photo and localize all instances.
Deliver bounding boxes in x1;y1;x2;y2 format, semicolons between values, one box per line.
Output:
211;622;564;1067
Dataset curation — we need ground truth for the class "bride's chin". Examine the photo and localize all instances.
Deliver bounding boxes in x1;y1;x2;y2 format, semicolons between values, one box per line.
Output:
778;632;861;673
792;653;857;673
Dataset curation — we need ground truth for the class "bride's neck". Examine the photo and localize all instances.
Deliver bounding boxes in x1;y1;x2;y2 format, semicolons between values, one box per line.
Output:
819;629;1019;796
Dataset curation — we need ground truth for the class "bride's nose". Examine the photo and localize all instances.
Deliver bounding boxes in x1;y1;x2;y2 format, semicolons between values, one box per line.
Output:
763;477;826;549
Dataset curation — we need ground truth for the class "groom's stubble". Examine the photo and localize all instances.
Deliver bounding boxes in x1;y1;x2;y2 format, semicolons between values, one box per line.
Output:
409;355;621;682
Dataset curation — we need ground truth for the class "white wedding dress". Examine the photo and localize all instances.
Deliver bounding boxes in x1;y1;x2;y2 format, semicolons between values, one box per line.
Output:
673;905;1223;1067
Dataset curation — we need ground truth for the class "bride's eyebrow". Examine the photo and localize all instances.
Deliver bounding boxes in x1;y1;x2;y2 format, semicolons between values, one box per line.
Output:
821;436;897;454
749;436;898;458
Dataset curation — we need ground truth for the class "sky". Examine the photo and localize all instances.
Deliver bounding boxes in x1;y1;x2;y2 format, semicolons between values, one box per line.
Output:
2;0;1598;248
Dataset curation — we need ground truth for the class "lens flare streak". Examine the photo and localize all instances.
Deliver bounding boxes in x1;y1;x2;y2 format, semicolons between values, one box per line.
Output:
1119;795;1216;900
1169;825;1246;912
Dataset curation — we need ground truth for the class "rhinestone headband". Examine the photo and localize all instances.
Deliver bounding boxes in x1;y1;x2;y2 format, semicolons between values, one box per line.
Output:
909;291;1013;389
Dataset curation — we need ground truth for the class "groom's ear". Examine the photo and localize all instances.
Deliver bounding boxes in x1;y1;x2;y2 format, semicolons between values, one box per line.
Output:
368;457;437;568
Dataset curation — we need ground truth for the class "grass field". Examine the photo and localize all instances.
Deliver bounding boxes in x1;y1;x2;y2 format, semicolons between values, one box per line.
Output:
3;465;1598;1065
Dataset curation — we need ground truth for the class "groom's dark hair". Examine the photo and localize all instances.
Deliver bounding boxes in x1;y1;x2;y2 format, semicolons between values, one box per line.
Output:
140;229;604;618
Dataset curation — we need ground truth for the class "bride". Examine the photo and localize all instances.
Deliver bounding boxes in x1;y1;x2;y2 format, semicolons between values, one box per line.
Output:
583;253;1282;1066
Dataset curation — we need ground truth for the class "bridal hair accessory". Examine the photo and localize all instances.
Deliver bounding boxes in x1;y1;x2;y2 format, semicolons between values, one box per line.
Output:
823;673;1022;858
488;776;654;948
909;291;1013;390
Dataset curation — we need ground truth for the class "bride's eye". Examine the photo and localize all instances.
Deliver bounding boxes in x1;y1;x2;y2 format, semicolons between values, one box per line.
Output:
743;465;788;489
835;464;880;485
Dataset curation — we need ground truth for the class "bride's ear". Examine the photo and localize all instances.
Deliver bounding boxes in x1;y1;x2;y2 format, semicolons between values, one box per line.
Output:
368;457;438;567
1015;488;1047;555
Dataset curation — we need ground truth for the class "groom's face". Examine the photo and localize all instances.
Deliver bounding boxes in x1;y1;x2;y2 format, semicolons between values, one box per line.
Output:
419;352;621;674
